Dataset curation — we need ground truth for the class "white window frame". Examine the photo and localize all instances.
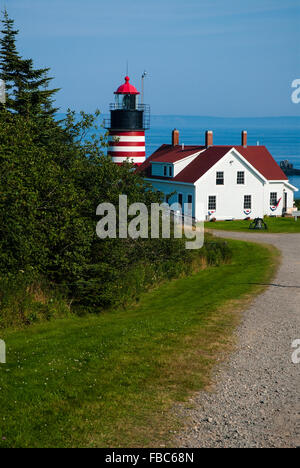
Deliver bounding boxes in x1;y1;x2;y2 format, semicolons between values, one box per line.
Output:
244;194;252;210
208;195;217;211
237;171;245;185
216;171;224;185
270;192;277;205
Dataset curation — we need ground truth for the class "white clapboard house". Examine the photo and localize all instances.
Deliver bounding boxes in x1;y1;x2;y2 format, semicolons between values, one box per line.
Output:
136;130;298;221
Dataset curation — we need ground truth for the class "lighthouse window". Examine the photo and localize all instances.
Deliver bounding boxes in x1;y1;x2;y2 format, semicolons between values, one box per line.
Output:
121;94;136;110
164;166;167;176
169;166;172;177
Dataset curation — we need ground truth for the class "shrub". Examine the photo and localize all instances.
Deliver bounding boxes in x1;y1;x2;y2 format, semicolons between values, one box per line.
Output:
0;270;69;329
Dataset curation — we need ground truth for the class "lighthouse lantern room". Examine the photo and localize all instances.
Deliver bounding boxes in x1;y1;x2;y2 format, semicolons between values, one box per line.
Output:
106;76;150;166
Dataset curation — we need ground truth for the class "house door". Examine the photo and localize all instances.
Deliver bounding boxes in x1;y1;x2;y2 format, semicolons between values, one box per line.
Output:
283;192;287;212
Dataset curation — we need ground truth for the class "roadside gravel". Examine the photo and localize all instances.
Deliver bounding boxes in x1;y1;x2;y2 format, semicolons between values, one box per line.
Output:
175;231;300;448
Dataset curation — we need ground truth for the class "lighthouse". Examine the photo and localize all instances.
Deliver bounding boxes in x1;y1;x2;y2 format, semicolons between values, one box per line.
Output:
106;76;150;166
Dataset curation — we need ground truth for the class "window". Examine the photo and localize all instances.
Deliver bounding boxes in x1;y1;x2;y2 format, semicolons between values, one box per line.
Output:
208;196;216;211
169;166;172;177
216;171;224;185
186;194;193;216
270;192;277;205
164;166;167;176
244;195;252;210
178;193;183;209
237;171;245;184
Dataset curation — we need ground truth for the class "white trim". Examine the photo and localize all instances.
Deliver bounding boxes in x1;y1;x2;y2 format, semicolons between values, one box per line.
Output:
269;179;290;183
144;177;194;187
268;180;299;191
150;150;203;166
230;148;268;183
173;150;204;165
283;181;299;191
196;148;267;185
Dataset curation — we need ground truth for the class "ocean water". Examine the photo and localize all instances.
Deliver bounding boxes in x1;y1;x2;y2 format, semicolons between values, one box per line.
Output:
146;115;300;192
57;113;300;192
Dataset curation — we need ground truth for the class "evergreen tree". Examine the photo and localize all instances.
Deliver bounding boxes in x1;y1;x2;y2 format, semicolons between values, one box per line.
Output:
0;9;19;111
0;10;60;117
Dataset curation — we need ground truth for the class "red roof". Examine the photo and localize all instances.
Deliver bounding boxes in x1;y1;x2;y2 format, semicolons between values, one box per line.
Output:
136;144;288;183
114;76;140;95
236;146;288;181
149;144;205;163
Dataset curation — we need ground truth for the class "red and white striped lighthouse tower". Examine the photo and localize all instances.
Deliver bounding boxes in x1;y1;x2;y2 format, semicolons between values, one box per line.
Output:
106;76;150;166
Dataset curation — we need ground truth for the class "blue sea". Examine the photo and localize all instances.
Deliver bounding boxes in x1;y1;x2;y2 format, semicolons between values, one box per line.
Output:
58;114;300;192
147;115;300;191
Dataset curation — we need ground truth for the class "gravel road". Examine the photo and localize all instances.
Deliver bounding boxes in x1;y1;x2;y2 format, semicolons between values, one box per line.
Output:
175;231;300;448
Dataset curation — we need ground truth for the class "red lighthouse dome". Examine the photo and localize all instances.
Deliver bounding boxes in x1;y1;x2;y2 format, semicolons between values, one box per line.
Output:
114;76;140;95
106;75;150;166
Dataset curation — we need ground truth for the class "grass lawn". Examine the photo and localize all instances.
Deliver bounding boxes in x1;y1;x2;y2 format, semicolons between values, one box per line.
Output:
205;216;300;233
0;239;278;448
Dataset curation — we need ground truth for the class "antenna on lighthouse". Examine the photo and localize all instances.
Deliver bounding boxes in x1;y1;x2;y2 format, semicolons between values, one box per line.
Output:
141;70;147;105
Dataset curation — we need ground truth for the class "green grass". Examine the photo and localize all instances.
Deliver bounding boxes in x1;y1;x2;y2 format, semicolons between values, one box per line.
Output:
205;216;300;233
0;239;278;448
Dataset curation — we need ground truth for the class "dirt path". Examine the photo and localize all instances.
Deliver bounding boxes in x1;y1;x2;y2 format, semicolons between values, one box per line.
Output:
175;231;300;448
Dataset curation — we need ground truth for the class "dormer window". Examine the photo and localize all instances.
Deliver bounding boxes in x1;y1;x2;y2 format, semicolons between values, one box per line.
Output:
169;166;172;177
164;166;167;176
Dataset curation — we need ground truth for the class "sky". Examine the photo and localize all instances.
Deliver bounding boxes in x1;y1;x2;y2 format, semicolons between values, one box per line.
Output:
2;0;300;117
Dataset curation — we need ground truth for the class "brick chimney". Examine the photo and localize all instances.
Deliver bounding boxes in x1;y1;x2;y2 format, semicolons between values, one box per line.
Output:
242;130;247;148
172;129;179;146
205;130;213;147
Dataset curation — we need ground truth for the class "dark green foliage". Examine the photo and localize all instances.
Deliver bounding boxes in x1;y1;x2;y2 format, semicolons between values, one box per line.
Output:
0;106;232;320
0;109;158;278
0;11;232;326
295;198;300;209
0;10;59;117
0;270;69;329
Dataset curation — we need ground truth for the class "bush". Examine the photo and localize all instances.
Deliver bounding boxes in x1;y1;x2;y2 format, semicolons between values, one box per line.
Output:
0;270;70;329
0;110;233;326
71;236;232;310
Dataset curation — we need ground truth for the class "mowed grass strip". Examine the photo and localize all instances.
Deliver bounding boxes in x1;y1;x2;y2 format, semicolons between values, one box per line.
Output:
0;239;279;448
204;216;300;233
